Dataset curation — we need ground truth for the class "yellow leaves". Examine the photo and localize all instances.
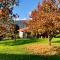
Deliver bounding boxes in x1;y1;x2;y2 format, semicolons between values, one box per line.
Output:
25;45;60;55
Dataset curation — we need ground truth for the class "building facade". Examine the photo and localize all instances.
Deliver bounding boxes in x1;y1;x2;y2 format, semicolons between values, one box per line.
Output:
15;20;29;38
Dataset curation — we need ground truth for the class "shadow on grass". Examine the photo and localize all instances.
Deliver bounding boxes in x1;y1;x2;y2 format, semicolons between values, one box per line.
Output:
0;38;40;46
52;40;60;43
0;53;60;60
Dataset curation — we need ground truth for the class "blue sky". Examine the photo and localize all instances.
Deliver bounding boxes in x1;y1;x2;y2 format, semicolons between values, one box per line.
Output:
13;0;42;20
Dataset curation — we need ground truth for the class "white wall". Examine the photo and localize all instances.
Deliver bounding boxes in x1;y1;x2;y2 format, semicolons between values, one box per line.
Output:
19;31;23;38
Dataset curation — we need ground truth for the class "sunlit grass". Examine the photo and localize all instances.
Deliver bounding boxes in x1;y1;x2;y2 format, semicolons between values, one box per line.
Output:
0;38;60;60
0;38;59;54
0;38;49;55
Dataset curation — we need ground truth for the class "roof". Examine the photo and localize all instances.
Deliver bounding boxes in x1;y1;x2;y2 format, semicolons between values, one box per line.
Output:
18;27;30;32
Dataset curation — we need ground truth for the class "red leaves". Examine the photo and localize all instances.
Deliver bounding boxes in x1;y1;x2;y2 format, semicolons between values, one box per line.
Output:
31;10;37;18
0;0;3;2
38;2;43;11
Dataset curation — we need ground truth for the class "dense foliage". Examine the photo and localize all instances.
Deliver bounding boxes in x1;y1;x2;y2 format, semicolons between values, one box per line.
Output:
0;0;19;40
28;0;60;45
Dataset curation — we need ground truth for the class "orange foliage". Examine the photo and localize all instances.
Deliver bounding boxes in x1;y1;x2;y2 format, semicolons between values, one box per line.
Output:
28;0;60;37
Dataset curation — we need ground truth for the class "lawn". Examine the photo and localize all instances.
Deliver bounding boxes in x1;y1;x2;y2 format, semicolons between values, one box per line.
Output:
0;38;60;60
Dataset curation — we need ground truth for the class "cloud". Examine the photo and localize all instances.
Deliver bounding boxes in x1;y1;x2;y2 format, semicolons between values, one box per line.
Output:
29;18;32;20
13;17;20;21
13;17;27;21
20;18;27;20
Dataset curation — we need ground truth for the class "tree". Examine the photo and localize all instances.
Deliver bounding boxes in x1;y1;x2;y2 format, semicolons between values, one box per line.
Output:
28;0;60;45
0;0;19;40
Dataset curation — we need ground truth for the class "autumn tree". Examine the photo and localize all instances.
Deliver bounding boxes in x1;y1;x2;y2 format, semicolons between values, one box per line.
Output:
0;0;19;40
28;0;60;45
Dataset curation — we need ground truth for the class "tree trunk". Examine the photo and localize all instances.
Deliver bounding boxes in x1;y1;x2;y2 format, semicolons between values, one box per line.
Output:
14;34;16;41
49;38;51;46
48;36;52;46
41;36;43;39
14;32;16;41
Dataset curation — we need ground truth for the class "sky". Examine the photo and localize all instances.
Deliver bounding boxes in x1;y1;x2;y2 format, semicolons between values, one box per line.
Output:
13;0;42;20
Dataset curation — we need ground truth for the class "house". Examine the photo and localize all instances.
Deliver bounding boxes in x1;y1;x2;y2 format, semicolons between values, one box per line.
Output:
15;20;29;38
15;20;28;28
18;27;30;38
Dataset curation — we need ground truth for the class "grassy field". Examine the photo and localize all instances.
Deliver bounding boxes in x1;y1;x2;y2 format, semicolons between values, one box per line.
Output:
0;38;60;60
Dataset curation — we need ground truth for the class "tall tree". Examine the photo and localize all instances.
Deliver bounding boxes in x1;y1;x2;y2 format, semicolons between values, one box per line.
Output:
0;0;19;40
28;0;60;45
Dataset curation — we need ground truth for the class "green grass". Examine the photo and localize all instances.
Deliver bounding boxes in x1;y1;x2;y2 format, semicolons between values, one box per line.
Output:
0;54;60;60
0;38;60;60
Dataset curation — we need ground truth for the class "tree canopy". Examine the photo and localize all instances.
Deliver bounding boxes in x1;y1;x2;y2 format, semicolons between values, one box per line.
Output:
0;0;19;39
28;0;60;45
